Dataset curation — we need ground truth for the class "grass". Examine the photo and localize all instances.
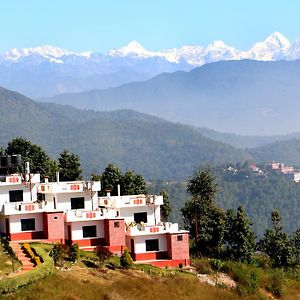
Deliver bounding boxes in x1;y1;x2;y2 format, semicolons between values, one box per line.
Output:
0;244;21;276
1;267;260;300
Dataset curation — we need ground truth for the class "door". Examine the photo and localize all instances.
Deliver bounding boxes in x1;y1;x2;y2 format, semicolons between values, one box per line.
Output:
67;225;72;245
130;239;135;257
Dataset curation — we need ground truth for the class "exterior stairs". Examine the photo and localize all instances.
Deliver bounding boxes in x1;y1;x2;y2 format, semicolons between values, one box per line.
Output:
10;242;35;271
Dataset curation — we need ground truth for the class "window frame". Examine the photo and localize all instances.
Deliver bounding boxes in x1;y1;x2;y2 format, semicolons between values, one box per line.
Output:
145;239;159;252
71;197;85;210
21;218;35;231
82;225;97;238
9;190;23;203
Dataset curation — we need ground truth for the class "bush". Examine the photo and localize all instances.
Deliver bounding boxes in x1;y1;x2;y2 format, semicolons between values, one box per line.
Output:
222;261;260;295
263;269;286;297
0;244;54;294
120;248;134;269
95;246;113;268
69;243;79;263
193;259;212;274
49;243;69;266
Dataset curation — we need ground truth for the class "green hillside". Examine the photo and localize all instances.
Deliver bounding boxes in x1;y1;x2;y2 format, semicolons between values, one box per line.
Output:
0;86;250;180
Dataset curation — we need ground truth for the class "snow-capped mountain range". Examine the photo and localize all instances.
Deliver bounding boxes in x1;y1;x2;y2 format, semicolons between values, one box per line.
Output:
2;32;297;65
0;32;300;98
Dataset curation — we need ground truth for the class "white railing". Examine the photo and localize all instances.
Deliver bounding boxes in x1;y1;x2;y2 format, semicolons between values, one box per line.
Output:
98;195;163;208
65;208;117;222
126;222;179;235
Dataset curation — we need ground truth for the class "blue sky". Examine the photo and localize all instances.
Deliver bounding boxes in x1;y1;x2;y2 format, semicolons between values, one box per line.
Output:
0;0;299;53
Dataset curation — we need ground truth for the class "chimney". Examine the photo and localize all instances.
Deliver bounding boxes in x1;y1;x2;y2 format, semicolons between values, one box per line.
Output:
117;184;121;197
44;176;49;184
56;172;60;183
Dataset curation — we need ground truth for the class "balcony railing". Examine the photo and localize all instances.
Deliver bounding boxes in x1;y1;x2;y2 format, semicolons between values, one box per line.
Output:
126;222;179;235
98;195;163;208
65;208;117;222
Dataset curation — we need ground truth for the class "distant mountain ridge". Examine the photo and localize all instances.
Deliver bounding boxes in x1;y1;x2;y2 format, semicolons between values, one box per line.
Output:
42;59;300;135
0;86;251;180
2;32;300;97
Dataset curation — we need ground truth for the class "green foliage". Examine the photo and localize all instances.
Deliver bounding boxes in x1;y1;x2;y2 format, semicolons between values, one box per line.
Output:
0;244;54;294
100;163;122;195
69;243;79;263
58;149;82;181
120;248;134;269
262;269;286;297
49;243;69;266
182;168;225;257
224;206;256;262
95;246;113;268
100;163;147;196
121;170;146;195
222;261;260;295
291;228;300;265
160;190;171;222
5;137;52;178
258;211;293;268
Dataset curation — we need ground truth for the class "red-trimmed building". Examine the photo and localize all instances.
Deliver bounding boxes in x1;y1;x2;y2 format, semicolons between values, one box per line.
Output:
0;173;189;267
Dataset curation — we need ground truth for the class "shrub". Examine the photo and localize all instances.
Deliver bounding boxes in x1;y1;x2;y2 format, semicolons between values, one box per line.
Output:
120;248;134;269
193;259;213;274
0;244;54;294
95;246;113;268
263;269;286;297
49;243;69;266
222;261;260;295
69;243;79;263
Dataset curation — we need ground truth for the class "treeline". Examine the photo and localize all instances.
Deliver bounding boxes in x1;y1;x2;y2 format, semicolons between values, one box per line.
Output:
182;169;300;269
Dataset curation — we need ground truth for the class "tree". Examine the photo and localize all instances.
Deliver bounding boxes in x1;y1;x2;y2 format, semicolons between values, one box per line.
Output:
224;206;256;262
290;228;300;266
121;170;147;195
182;168;225;257
58;149;82;181
101;163;122;196
6;137;52;178
120;248;134;269
95;246;113;268
258;211;293;268
160;190;171;222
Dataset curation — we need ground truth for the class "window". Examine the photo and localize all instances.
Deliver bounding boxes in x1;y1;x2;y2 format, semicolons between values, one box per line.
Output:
53;216;58;220
82;225;97;238
9;190;23;202
114;221;120;228
134;212;147;223
21;218;35;231
71;197;85;210
146;239;159;251
177;235;183;241
37;193;45;201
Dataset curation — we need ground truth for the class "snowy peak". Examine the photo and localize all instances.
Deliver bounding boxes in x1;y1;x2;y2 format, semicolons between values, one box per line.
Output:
108;40;153;58
248;32;291;60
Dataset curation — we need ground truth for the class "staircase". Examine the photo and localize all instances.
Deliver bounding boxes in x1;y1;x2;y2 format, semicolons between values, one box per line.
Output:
10;242;35;271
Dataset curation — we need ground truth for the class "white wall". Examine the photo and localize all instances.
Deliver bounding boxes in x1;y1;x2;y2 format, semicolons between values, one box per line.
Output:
133;234;167;253
49;191;93;211
120;205;161;225
9;213;44;233
71;220;104;240
0;185;34;208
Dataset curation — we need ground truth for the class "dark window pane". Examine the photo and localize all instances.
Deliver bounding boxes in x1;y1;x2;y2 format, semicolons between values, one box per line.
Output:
146;239;159;251
71;197;85;210
134;212;147;223
82;225;97;238
9;190;23;202
21;218;35;231
177;235;183;241
114;221;120;228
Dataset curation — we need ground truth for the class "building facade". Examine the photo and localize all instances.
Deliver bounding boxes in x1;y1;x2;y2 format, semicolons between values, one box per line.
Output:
0;172;189;267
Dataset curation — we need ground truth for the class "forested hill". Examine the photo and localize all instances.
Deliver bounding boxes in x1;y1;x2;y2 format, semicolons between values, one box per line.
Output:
0;86;250;180
249;138;300;166
42;59;300;135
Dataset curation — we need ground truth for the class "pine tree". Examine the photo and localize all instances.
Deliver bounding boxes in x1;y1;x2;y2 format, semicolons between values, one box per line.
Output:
160;190;171;222
259;211;293;268
121;170;146;195
58;149;82;181
101;163;122;196
224;206;256;262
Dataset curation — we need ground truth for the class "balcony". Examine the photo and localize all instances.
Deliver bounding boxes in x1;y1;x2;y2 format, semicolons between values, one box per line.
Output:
38;182;84;194
126;222;179;236
0;175;22;186
98;195;163;208
65;208;117;222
